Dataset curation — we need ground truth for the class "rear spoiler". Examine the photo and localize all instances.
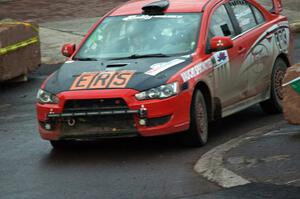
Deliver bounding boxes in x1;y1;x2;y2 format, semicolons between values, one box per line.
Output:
255;0;283;15
270;0;283;14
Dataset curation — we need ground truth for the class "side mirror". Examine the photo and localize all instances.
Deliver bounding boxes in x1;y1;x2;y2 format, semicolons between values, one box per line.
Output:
61;43;76;57
209;36;233;53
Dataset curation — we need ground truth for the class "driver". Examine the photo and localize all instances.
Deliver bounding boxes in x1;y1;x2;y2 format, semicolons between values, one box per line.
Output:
127;21;153;53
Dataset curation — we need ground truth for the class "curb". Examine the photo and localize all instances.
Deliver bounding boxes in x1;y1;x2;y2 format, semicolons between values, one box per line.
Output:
290;21;300;33
194;121;286;188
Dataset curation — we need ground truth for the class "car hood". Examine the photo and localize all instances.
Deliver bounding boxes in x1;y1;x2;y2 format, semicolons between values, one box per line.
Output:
44;57;192;94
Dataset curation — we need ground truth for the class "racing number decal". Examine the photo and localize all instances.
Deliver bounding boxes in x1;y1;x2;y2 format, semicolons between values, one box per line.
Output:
275;28;288;51
70;71;135;90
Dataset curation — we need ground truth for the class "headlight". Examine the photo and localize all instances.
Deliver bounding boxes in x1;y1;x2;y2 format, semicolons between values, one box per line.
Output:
37;89;59;104
135;82;179;100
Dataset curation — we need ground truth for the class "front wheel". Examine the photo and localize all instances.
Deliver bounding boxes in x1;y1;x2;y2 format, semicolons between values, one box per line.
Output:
260;58;287;114
50;140;70;149
182;90;208;147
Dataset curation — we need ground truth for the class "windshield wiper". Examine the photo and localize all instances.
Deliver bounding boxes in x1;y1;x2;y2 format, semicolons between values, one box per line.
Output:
73;57;99;61
110;53;170;60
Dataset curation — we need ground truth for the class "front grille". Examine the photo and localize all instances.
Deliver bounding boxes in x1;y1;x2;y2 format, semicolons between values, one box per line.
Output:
60;98;137;138
61;115;137;138
63;98;128;112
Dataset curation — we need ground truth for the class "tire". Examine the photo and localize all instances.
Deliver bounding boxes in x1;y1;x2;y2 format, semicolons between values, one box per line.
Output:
260;58;287;114
50;140;70;149
182;90;208;147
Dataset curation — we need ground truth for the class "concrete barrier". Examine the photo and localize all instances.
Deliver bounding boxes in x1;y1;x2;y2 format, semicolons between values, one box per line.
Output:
283;64;300;125
290;21;300;33
0;20;41;82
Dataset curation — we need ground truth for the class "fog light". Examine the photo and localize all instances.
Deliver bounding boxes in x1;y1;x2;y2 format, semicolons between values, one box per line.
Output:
139;119;147;126
45;123;52;130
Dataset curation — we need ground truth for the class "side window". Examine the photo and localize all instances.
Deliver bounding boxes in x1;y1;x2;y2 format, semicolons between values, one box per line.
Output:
252;5;265;24
230;1;257;32
209;5;235;38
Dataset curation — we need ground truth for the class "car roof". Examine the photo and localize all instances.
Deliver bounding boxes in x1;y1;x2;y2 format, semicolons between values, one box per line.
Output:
110;0;210;16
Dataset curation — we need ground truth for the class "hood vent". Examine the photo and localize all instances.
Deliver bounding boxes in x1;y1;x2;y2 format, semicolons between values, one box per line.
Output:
142;0;169;15
106;63;128;68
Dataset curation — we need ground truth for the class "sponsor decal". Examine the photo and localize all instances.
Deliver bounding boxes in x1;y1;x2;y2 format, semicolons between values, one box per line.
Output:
217;52;227;62
145;59;185;76
250;23;289;55
70;70;135;90
123;15;182;21
181;59;213;82
212;50;229;68
275;28;288;51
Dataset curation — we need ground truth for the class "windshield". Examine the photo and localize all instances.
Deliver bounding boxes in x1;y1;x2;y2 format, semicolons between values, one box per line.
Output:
74;13;202;60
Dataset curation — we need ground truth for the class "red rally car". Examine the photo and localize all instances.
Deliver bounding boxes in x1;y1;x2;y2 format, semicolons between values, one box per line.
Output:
36;0;292;148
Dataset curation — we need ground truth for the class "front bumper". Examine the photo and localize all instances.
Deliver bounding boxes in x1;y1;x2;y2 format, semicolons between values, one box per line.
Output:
36;89;191;140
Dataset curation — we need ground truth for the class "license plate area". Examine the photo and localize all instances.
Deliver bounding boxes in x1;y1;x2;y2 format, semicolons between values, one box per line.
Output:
61;114;137;137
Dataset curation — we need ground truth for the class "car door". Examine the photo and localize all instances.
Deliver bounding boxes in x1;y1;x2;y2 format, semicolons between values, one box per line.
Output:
208;4;248;113
228;0;273;100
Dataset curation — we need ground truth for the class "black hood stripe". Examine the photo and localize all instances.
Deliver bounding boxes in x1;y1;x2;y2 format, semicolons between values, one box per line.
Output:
44;57;192;94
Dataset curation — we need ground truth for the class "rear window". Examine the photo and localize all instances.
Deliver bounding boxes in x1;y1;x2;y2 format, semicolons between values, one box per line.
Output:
230;1;257;32
252;5;265;24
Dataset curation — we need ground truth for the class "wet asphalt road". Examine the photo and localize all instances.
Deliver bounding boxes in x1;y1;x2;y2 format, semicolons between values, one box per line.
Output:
0;34;299;199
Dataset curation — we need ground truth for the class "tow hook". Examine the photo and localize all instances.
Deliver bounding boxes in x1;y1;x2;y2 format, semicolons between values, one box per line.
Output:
138;105;148;126
67;118;76;127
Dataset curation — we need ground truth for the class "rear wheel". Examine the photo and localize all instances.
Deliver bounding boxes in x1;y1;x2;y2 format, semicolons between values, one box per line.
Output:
182;90;208;147
260;58;287;114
